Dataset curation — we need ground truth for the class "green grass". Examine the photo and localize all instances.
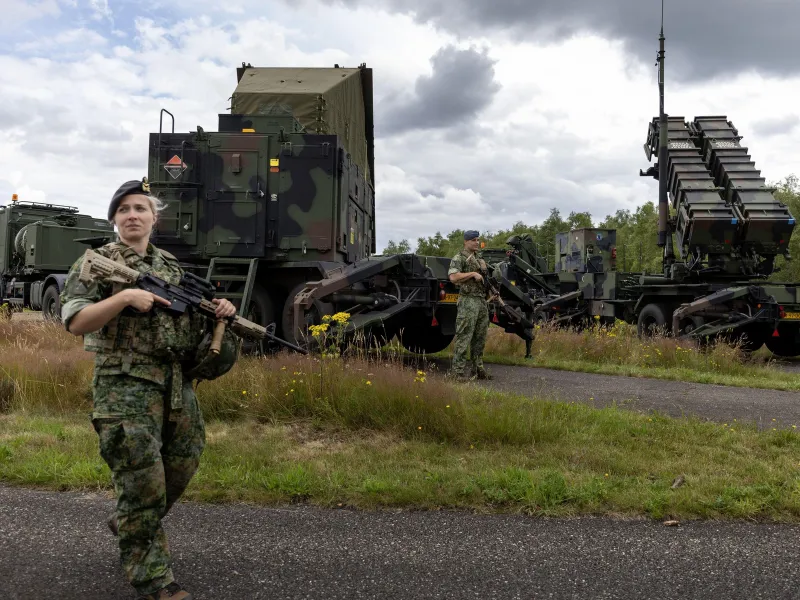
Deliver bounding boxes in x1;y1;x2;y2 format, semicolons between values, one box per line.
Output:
420;320;800;391
2;317;800;521
3;401;800;520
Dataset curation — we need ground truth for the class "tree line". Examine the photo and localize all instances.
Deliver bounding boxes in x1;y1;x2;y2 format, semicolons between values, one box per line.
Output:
382;175;800;281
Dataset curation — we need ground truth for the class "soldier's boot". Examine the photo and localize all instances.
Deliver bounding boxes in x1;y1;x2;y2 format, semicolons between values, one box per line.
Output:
137;582;192;600
107;513;118;537
475;367;493;380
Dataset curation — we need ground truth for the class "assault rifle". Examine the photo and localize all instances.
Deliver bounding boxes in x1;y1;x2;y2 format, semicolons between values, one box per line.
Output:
78;249;307;355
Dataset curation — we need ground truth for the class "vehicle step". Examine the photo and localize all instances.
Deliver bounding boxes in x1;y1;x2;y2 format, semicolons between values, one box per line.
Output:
208;275;249;282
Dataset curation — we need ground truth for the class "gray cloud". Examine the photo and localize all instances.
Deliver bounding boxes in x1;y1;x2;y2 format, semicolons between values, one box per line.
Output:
372;115;656;250
0;99;74;134
377;45;500;135
84;122;134;143
330;0;800;80
751;114;800;137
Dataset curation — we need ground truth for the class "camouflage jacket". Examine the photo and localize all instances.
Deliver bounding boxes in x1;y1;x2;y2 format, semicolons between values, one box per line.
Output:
448;249;488;298
60;242;207;387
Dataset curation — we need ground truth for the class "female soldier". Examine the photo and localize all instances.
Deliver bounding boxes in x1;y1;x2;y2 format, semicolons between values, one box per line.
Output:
60;178;236;600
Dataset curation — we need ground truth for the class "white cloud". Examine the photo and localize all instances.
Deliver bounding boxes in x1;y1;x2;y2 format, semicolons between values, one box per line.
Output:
2;0;61;25
88;0;111;20
14;27;108;53
0;1;798;255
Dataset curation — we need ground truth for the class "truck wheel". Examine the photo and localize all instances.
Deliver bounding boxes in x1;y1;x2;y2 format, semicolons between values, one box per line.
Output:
42;285;61;322
766;334;800;357
637;303;669;337
361;321;399;350
676;316;704;336
281;283;333;349
728;325;767;352
397;319;454;354
241;285;274;355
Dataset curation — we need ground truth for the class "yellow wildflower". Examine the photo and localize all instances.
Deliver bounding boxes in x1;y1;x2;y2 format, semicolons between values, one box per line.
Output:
309;323;330;338
331;311;351;323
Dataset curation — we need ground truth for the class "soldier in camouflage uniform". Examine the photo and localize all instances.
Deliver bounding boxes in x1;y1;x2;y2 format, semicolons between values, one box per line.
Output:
60;178;236;600
448;230;493;381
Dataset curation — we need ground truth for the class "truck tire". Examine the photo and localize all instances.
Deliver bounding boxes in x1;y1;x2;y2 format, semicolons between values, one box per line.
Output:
360;321;400;350
42;285;61;322
729;325;767;352
637;303;669;337
765;334;800;357
397;319;454;354
240;285;274;355
281;283;333;349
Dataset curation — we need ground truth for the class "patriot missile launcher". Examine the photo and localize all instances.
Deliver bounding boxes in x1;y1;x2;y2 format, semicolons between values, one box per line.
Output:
484;12;800;357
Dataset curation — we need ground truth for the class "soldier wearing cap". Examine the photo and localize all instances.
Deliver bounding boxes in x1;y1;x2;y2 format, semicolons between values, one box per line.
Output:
448;230;493;381
60;178;237;600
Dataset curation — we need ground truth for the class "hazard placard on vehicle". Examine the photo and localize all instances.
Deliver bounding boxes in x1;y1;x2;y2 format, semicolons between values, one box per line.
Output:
164;155;187;179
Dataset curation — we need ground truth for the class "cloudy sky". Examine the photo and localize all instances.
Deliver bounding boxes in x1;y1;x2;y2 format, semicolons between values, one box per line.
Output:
2;0;799;251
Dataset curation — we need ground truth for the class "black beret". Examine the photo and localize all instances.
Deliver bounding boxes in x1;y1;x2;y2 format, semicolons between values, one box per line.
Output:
108;177;151;220
463;230;480;240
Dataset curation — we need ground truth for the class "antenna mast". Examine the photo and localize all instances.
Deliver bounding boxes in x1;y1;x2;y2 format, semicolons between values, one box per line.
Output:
656;0;674;267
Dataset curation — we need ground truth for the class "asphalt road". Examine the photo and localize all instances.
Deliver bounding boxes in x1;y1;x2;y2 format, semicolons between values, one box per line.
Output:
2;484;799;600
470;363;800;430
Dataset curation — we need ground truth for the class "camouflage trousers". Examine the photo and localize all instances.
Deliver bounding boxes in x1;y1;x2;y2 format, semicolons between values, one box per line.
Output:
91;372;205;596
451;295;489;375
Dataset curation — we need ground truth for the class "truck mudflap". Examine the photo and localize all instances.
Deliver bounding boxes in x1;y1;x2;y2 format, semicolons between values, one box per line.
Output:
671;285;777;339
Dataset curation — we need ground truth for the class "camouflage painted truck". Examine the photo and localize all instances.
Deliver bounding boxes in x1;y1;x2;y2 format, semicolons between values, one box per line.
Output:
485;116;800;356
0;195;114;318
142;63;462;353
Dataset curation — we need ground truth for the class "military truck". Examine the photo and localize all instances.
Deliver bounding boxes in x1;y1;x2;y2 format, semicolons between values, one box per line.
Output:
485;24;800;358
145;63;463;352
0;195;114;318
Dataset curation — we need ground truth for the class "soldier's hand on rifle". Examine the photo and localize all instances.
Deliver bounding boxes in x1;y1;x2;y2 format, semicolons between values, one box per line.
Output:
211;298;237;319
123;289;172;312
473;272;484;283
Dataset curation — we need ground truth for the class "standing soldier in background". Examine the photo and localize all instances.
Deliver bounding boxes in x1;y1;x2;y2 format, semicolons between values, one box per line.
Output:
448;230;493;381
60;178;237;600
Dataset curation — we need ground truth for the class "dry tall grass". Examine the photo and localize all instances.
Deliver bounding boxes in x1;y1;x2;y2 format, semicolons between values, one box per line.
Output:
0;319;93;414
1;313;793;423
483;319;783;378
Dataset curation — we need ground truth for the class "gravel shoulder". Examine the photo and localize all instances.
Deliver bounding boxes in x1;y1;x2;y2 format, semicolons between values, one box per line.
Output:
2;484;799;600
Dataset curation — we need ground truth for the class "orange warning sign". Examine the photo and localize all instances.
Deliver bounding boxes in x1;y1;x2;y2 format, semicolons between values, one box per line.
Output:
164;155;187;179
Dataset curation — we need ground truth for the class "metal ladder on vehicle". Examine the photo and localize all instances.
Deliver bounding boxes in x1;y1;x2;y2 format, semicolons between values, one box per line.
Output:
205;258;258;315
